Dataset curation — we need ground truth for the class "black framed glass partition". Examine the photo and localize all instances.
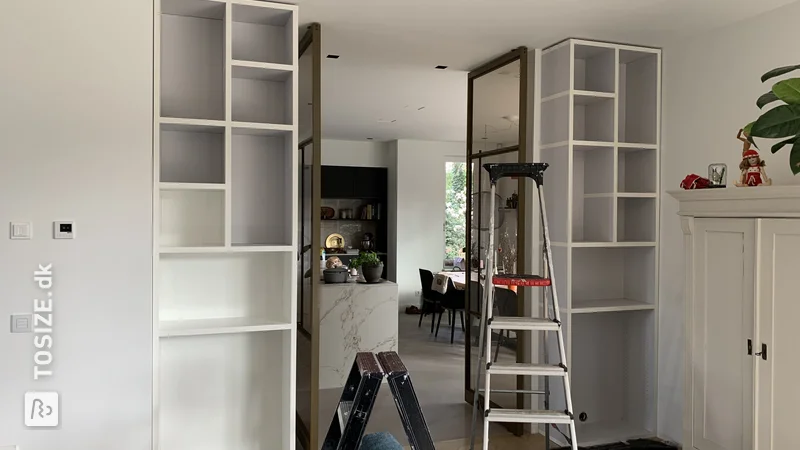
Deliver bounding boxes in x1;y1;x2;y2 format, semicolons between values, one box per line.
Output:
464;48;529;436
297;22;321;450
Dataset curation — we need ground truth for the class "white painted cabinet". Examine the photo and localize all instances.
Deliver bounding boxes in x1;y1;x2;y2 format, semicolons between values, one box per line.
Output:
755;220;800;450
671;187;800;450
691;218;754;450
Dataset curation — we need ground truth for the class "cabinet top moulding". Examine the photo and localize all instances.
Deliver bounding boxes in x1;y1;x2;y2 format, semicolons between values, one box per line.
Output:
668;186;800;218
542;38;661;55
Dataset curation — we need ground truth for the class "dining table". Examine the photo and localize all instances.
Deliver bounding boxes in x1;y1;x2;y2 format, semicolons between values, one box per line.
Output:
437;270;514;292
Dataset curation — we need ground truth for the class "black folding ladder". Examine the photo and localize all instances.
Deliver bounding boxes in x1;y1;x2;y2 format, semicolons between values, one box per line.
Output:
321;351;436;450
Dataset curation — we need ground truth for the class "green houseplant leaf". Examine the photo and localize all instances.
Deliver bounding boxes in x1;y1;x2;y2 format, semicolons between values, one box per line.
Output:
772;78;800;105
742;121;758;148
772;136;798;154
791;141;800;175
762;65;800;83
757;92;779;109
750;104;800;139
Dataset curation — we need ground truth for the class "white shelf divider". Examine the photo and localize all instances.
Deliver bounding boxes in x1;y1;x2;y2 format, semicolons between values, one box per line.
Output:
232;59;293;80
232;121;293;135
571;298;656;314
160;182;226;191
160;317;292;337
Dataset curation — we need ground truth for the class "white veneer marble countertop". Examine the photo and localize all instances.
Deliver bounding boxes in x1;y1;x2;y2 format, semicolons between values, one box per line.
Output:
317;279;399;389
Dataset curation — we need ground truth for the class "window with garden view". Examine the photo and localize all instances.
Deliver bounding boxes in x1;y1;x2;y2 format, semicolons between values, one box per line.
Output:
444;161;467;267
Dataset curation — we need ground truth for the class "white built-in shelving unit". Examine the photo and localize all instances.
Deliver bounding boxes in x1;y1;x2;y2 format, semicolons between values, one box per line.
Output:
154;0;298;448
539;39;660;446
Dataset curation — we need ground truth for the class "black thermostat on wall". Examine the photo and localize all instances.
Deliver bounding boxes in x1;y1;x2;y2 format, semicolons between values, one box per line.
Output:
54;221;75;239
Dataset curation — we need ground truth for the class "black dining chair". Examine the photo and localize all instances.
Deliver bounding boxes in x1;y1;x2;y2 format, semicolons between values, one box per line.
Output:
435;277;466;344
418;269;443;332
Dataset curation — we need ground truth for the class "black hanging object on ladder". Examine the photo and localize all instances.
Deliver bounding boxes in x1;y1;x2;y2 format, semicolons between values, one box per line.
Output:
322;351;435;450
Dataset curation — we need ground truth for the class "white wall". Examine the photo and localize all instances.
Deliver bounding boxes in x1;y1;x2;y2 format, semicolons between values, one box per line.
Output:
321;139;391;167
0;1;153;449
392;139;465;308
659;1;800;442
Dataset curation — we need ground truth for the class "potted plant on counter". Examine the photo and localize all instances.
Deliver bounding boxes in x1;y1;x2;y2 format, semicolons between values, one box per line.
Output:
350;251;384;283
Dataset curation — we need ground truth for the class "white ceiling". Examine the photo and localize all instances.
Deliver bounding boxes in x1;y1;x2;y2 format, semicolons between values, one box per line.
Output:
292;0;797;142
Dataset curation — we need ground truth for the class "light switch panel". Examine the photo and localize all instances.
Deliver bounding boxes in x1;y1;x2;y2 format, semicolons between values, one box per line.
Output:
11;314;32;333
53;221;74;239
10;222;31;240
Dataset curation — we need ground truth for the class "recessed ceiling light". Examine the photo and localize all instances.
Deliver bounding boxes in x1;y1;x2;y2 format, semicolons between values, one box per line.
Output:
327;54;340;59
367;137;374;140
435;65;448;70
417;106;426;111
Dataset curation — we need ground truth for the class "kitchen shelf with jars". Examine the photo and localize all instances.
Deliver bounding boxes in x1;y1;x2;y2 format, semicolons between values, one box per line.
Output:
319;165;390;277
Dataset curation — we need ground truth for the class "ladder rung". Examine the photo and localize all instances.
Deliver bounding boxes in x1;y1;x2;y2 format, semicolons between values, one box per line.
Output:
489;316;559;331
492;274;551;287
488;363;566;377
477;388;547;395
486;409;573;424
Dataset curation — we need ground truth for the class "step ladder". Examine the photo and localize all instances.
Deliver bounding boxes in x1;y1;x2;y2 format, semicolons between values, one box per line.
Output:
321;351;436;450
469;163;578;450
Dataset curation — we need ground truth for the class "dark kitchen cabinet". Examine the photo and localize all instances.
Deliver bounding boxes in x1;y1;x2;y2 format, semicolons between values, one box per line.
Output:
321;165;387;199
321;166;355;199
353;167;387;198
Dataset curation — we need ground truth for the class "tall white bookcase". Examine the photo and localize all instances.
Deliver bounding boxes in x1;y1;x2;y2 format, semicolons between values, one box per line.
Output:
153;0;298;448
539;39;660;445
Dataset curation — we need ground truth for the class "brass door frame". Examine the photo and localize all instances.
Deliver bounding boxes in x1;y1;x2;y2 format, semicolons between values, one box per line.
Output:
464;46;529;437
297;22;321;450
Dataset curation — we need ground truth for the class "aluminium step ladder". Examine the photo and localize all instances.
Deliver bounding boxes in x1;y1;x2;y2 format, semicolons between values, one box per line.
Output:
469;163;578;450
321;351;436;450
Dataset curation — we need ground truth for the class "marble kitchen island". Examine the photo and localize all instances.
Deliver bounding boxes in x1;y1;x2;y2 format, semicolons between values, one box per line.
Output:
315;279;399;389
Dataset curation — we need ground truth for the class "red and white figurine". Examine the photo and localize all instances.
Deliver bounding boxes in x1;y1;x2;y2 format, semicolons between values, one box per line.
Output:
735;129;771;187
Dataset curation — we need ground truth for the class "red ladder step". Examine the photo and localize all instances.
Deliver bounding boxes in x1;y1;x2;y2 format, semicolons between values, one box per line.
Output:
492;274;551;287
